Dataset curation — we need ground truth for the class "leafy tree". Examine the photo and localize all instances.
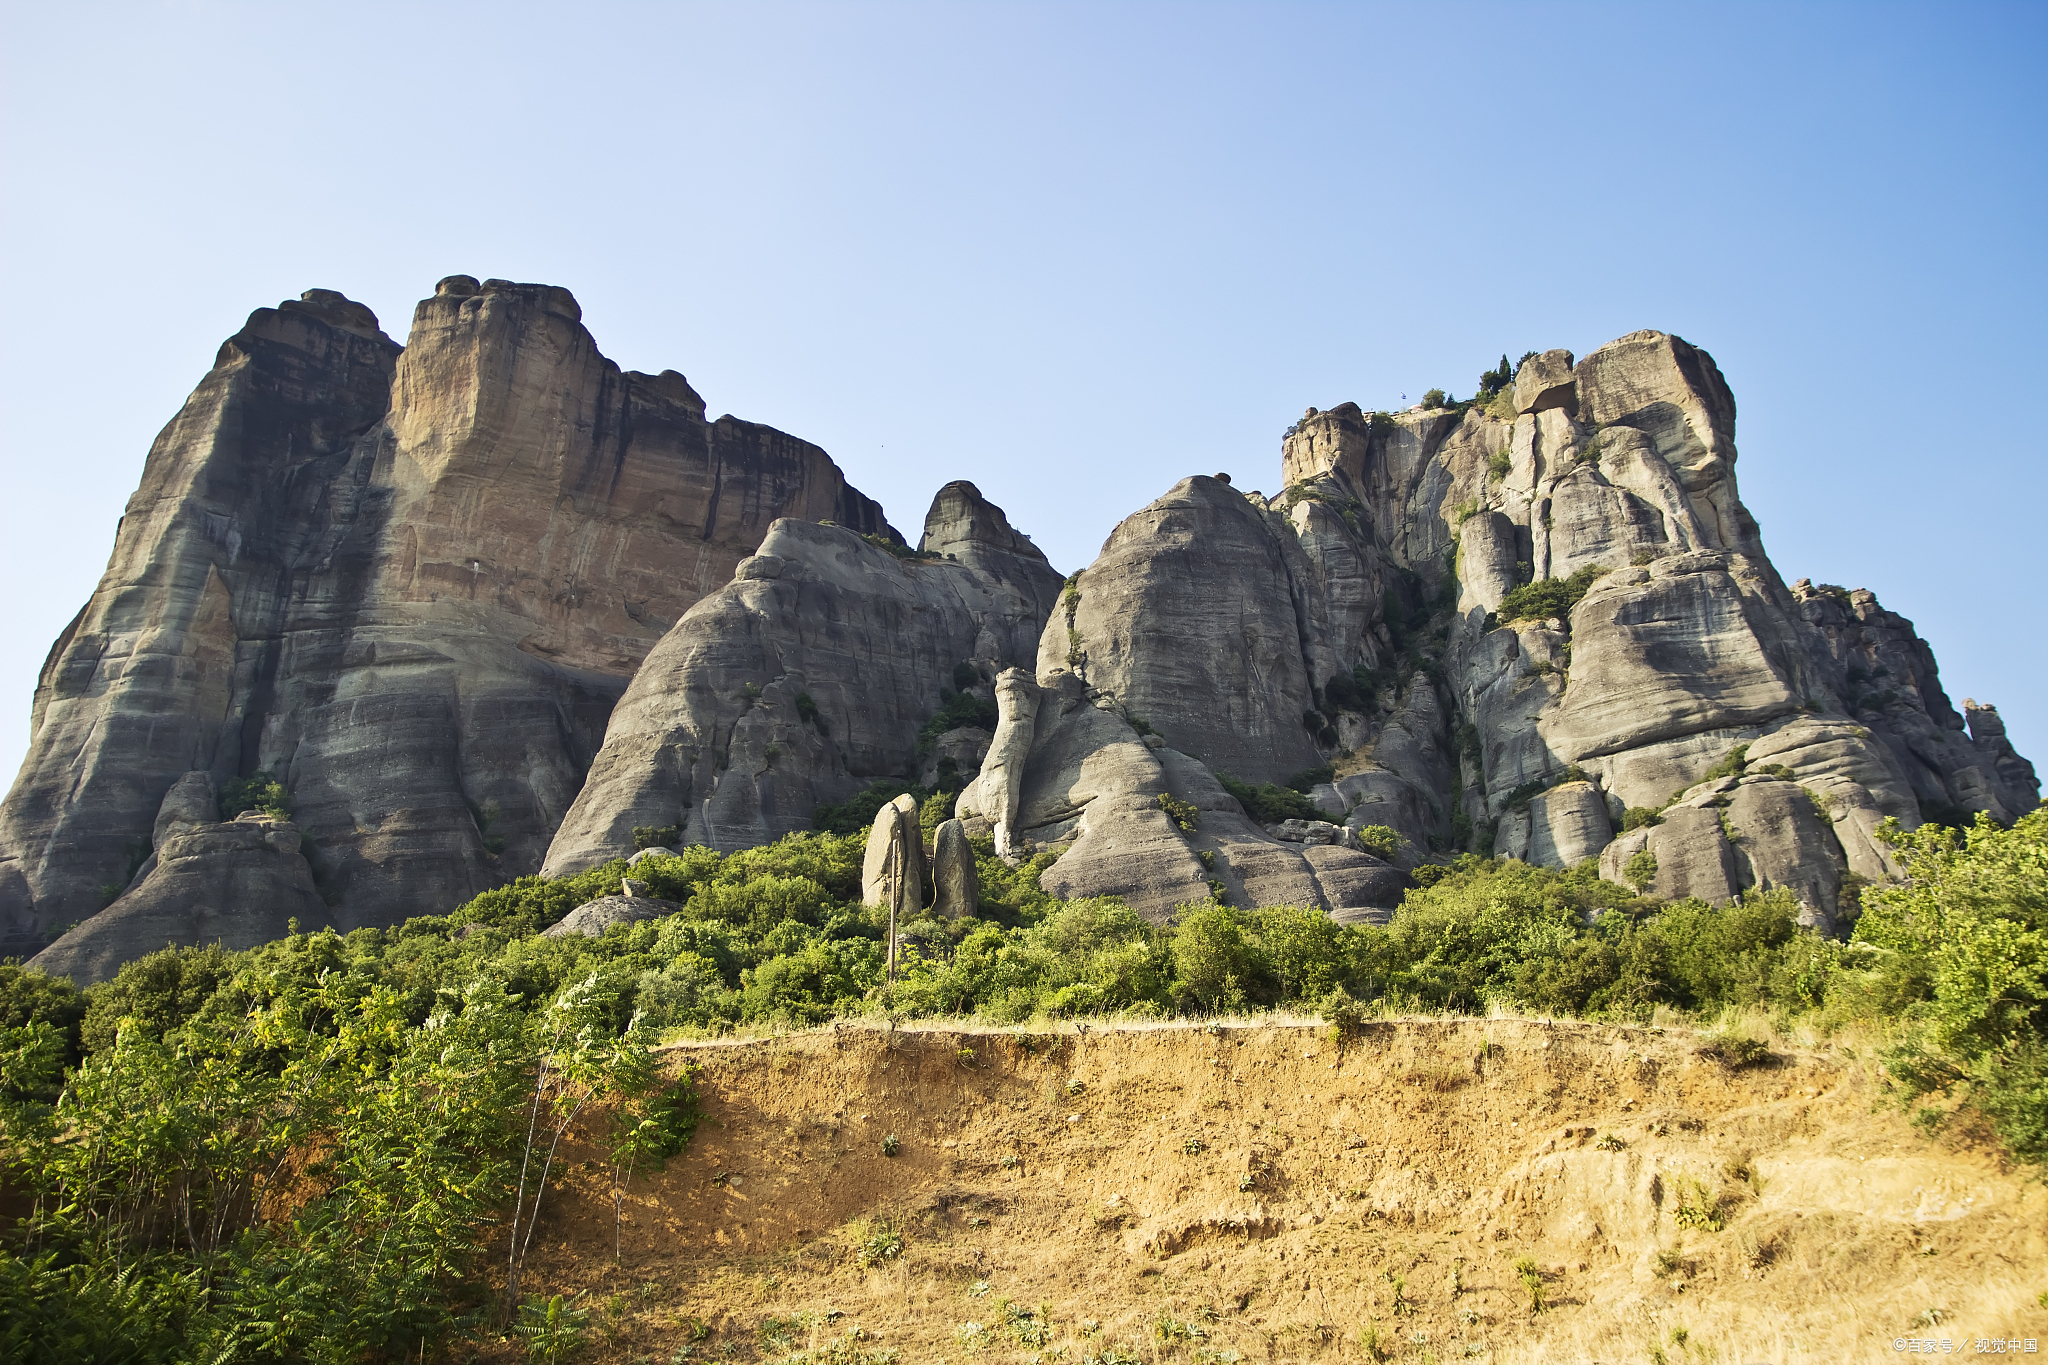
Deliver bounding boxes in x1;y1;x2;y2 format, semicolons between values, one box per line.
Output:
1855;808;2047;1161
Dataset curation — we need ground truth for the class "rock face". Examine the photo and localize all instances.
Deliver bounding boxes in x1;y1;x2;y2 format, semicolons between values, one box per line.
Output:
540;482;1062;869
1267;329;2037;932
32;814;330;985
9;304;2036;976
7;278;894;972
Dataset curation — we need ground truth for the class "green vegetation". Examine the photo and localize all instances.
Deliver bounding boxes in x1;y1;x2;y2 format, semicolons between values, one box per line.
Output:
1156;792;1200;833
1355;825;1401;861
2;807;2040;1360
1855;808;2047;1163
633;824;679;851
1495;564;1609;627
1216;773;1320;824
918;687;998;752
218;770;291;821
1421;388;1447;409
1624;848;1659;891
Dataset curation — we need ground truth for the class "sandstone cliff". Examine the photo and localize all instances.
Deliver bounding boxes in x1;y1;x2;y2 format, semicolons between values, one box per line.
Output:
12;302;2037;979
12;278;894;979
540;482;1063;870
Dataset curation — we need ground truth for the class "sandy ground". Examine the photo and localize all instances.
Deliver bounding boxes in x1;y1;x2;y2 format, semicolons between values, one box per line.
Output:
487;1015;2048;1364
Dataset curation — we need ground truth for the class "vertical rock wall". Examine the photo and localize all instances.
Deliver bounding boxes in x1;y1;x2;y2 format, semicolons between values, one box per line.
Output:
9;278;895;976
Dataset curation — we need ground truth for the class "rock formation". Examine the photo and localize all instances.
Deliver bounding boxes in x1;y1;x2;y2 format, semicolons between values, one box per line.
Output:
539;482;1062;869
862;794;927;914
5;278;893;978
930;818;979;918
8;295;2036;980
1276;332;2036;930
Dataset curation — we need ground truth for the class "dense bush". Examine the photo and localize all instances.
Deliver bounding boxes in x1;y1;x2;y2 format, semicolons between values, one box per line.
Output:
1854;808;2046;1161
217;770;291;821
918;688;998;752
1216;773;1320;824
1495;564;1609;626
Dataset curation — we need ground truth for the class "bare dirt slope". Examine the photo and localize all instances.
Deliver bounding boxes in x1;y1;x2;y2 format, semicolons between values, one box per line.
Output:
510;1018;2048;1364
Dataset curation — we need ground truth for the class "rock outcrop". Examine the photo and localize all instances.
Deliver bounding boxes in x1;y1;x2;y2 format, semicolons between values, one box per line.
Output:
540;482;1062;869
31;814;331;985
1274;330;2036;931
7;278;894;974
9;298;2035;978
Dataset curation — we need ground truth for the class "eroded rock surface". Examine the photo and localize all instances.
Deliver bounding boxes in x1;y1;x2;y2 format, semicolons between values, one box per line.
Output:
6;278;894;973
10;309;2035;972
541;484;1061;868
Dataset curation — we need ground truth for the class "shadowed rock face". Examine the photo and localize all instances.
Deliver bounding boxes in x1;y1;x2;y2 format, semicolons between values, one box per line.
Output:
9;278;894;973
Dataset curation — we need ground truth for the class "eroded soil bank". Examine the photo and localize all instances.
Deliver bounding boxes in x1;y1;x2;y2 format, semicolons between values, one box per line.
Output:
505;1018;2048;1363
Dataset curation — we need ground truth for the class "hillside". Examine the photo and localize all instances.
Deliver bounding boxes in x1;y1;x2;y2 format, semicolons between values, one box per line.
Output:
497;1016;2048;1364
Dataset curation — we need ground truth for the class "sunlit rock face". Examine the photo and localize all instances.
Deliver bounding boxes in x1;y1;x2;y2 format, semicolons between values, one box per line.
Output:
7;278;894;976
12;309;2035;980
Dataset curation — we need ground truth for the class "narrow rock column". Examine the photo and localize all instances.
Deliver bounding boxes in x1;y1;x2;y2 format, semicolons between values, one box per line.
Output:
860;794;927;913
980;669;1041;857
931;818;979;919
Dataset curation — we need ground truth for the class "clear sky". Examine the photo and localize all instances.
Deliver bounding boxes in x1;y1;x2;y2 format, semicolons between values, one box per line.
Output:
2;1;2042;780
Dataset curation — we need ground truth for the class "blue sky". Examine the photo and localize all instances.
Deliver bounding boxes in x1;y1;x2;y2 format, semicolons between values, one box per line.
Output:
1;1;2042;778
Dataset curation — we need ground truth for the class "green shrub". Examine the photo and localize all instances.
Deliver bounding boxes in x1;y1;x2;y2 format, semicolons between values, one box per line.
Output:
633;825;679;851
1216;773;1319;825
1623;848;1658;891
1856;808;2046;1163
813;779;924;835
1156;792;1200;833
1621;807;1663;832
218;770;290;821
919;689;998;752
1355;825;1401;861
1495;565;1609;626
1701;743;1751;783
1286;765;1335;793
0;963;86;1072
1421;388;1447;409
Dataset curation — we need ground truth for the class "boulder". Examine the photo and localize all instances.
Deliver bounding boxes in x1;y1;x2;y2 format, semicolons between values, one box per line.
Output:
1641;806;1742;904
931;818;979;919
1042;476;1327;785
153;772;219;846
30;818;331;985
1513;349;1577;416
1525;782;1613;869
1724;778;1842;931
862;794;926;913
541;893;681;940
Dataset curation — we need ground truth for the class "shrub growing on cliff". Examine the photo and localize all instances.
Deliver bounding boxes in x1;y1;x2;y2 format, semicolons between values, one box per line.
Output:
1495;565;1609;626
1216;773;1319;824
218;770;291;821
